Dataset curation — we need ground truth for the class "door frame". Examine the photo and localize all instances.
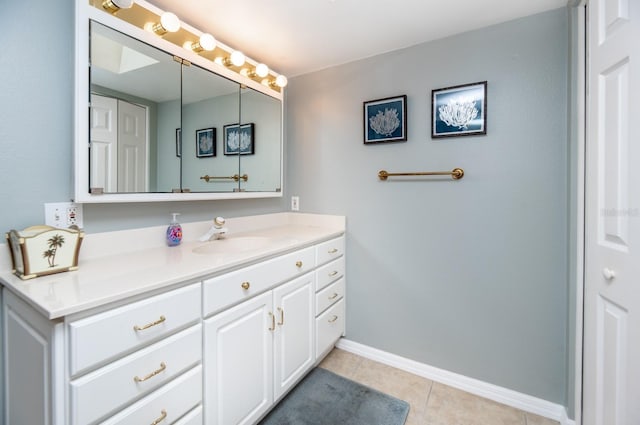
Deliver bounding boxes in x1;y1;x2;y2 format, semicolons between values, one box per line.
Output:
573;1;586;424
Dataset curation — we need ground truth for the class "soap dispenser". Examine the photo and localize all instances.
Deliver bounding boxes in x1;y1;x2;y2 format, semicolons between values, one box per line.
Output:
166;213;183;247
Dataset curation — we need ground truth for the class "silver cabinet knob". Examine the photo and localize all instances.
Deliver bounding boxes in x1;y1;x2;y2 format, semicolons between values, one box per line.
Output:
603;268;616;280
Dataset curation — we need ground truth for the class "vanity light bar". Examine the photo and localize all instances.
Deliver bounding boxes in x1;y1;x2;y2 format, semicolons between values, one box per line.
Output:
91;0;287;91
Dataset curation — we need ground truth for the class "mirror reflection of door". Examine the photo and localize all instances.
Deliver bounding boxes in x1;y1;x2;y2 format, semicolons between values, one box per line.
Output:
90;95;148;193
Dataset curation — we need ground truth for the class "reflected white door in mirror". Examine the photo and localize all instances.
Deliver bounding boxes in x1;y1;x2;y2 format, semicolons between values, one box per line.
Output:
90;94;148;193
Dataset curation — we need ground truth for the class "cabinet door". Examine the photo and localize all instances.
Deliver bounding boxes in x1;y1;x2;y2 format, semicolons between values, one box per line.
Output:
204;291;273;425
3;289;64;425
273;273;315;400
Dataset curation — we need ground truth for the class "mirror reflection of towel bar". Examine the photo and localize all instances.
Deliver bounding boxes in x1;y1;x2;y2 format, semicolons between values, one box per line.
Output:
378;168;464;181
200;174;248;182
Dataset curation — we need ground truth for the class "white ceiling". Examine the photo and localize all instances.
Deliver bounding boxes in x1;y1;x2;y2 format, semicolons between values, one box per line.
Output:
147;0;567;77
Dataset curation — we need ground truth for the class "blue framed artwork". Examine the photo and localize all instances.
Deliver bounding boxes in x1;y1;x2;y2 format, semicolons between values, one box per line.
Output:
223;123;255;155
196;127;216;157
432;81;487;138
363;95;407;144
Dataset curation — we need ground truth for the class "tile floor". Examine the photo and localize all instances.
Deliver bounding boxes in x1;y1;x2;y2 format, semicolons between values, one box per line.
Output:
318;348;559;425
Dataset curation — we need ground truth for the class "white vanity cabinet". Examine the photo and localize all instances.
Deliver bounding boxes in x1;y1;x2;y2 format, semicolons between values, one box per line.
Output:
203;247;316;425
1;223;346;425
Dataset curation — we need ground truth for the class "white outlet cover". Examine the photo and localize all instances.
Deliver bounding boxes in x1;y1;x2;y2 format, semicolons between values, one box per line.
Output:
44;202;83;228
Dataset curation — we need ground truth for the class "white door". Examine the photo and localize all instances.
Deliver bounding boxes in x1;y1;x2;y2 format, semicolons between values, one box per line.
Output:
89;94;117;192
583;0;640;423
203;291;273;425
117;100;147;192
273;274;315;400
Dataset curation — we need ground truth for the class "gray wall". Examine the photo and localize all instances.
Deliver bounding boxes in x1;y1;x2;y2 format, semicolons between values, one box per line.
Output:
286;8;569;406
1;0;574;414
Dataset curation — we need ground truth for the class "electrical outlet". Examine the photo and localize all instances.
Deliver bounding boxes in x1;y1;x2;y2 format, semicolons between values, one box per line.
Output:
44;202;83;229
291;196;300;211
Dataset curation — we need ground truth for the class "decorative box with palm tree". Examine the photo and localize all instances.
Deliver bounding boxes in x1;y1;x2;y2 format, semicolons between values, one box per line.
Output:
5;225;84;280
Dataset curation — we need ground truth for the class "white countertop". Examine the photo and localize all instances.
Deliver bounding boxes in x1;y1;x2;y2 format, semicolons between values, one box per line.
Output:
0;213;345;320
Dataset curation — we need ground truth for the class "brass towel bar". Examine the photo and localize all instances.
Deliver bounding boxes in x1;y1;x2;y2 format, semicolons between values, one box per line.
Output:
378;168;464;181
200;174;248;182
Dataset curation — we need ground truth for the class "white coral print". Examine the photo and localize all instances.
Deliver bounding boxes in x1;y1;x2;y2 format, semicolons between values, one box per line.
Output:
227;130;239;150
369;108;400;137
227;130;251;152
438;97;478;130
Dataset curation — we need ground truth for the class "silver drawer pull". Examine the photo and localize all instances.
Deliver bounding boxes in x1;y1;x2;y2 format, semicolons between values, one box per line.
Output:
328;293;339;300
134;362;167;383
151;410;167;425
328;248;338;254
133;315;166;331
329;271;338;277
328;315;338;323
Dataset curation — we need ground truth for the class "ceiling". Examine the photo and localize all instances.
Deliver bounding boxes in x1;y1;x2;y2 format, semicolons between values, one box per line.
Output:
147;0;567;78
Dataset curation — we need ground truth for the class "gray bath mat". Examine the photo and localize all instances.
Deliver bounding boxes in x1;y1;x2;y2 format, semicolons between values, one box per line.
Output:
259;367;410;425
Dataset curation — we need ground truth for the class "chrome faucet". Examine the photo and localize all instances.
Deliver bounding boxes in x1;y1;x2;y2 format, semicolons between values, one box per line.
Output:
199;216;228;241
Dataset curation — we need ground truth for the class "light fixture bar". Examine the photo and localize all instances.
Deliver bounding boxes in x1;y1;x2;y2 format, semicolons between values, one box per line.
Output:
91;0;286;93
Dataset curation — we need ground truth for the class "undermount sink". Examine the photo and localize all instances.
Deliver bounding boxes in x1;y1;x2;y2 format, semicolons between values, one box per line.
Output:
192;236;273;255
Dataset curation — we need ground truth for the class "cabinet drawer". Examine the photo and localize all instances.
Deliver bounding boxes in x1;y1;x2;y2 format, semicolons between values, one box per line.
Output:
316;277;345;316
316;236;345;266
203;246;315;316
71;324;201;425
69;283;201;375
100;365;202;425
174;406;203;425
315;257;345;291
315;299;345;359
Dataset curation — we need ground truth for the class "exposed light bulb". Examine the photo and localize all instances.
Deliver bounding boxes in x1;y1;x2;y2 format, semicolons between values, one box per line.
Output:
255;63;269;78
190;33;216;52
102;0;133;13
151;12;180;35
275;75;288;88
230;50;246;67
199;33;216;51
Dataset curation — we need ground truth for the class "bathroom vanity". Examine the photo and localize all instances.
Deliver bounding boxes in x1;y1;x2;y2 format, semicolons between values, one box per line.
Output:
0;213;346;425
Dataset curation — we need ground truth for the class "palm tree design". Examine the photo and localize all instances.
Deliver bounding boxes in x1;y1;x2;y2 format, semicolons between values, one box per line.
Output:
43;234;65;267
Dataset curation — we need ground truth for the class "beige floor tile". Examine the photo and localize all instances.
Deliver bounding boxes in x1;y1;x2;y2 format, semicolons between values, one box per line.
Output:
318;348;364;379
350;358;433;424
424;382;525;425
318;349;561;425
525;412;560;425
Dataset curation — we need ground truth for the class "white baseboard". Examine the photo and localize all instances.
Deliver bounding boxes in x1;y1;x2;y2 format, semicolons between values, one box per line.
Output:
336;339;575;425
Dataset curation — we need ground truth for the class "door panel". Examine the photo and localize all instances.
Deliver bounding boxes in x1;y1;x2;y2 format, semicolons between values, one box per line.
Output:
273;274;315;400
584;0;639;423
117;100;147;192
204;292;273;425
90;95;117;192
